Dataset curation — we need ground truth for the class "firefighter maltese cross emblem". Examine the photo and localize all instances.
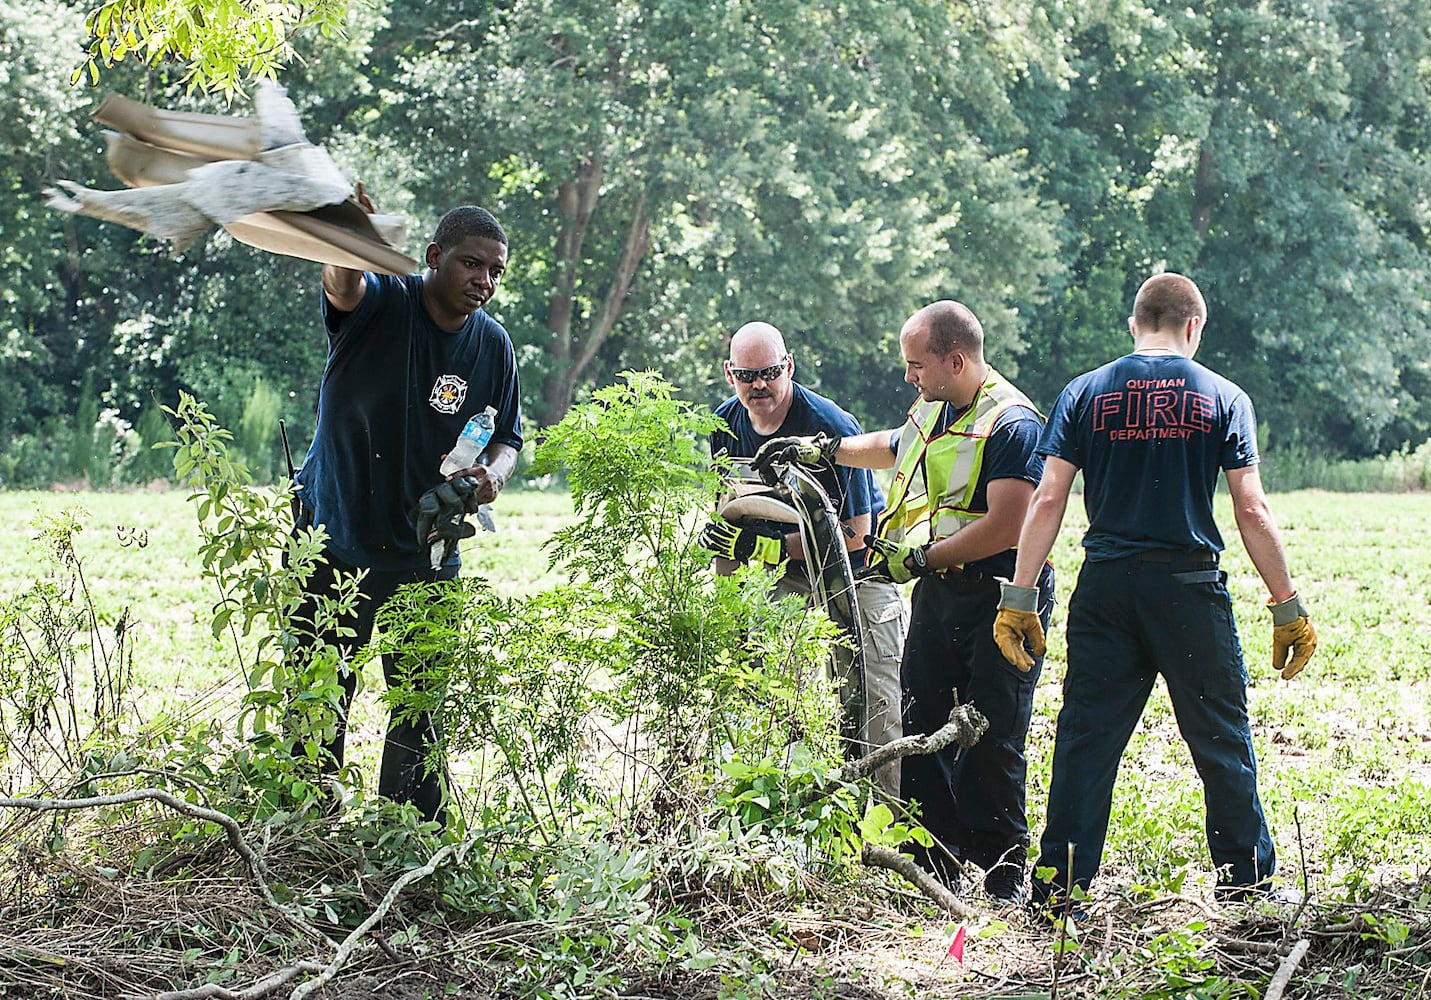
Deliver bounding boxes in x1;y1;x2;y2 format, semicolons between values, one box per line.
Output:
429;375;468;414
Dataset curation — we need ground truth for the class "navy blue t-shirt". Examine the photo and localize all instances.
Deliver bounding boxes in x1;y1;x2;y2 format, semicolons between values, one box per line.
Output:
908;402;1044;579
712;383;883;565
297;273;523;571
1038;353;1257;561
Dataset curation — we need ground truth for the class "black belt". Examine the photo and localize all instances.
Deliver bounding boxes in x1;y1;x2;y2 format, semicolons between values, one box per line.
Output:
1120;548;1221;583
1128;548;1218;564
932;565;994;584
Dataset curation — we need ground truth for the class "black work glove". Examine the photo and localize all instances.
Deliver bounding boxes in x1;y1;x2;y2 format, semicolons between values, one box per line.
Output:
414;477;481;569
750;432;842;484
863;534;931;585
699;517;786;567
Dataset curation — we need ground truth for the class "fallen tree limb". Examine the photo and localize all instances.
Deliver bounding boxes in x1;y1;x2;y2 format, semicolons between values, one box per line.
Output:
845;703;987;918
1263;938;1310;1000
1313;916;1371;936
289;839;472;1000
142;962;327;1000
1217;936;1283;955
839;702;988;785
0;790;328;945
861;844;977;920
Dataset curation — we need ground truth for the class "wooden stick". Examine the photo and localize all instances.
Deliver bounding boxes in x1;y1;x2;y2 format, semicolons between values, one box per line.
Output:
861;844;978;920
1263;939;1310;1000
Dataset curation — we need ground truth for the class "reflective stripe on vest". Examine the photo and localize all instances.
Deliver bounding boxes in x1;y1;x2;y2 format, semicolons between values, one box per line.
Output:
879;368;1037;543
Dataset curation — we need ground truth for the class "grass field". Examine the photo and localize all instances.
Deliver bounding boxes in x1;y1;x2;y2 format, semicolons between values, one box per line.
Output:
0;487;580;781
3;485;1430;910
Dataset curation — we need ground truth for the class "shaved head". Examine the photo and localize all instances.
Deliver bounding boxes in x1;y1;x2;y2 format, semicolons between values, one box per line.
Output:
1133;272;1207;335
910;300;985;361
729;321;788;365
725;320;794;433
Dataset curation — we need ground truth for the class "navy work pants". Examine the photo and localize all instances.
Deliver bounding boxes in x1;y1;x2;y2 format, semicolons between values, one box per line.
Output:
293;551;455;824
1032;552;1274;906
900;564;1054;875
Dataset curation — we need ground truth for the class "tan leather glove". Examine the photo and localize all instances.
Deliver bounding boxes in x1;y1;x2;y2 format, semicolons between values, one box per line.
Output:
993;581;1045;673
1269;593;1317;680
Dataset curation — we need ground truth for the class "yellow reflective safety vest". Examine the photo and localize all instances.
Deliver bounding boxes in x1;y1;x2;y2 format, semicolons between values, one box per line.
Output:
878;368;1039;546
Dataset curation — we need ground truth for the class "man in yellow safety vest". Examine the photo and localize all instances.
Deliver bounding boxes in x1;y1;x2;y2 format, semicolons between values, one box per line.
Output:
754;300;1053;903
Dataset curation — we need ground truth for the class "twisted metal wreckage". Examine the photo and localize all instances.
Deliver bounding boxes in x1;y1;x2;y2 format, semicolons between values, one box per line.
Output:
718;454;870;757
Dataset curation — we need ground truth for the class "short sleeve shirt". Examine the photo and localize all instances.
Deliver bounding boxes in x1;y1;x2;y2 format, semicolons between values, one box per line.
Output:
297;273;523;571
1038;353;1257;561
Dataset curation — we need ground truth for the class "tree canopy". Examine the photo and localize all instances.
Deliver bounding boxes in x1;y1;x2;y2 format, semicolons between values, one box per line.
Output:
2;0;1428;485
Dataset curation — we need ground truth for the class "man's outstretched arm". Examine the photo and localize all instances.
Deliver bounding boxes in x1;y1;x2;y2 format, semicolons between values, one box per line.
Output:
321;182;374;312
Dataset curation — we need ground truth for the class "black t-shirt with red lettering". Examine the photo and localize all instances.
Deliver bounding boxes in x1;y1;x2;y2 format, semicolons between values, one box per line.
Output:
1037;353;1257;562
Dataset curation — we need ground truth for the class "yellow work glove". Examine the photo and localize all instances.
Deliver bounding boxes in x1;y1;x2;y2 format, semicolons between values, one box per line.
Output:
993;581;1045;673
1268;592;1317;680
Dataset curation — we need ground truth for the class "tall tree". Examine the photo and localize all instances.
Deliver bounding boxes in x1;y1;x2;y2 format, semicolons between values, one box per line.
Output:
377;0;1063;426
1188;0;1431;454
1011;0;1431;454
0;1;119;443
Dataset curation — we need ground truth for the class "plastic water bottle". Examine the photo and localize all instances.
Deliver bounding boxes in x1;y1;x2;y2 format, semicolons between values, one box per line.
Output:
439;406;497;476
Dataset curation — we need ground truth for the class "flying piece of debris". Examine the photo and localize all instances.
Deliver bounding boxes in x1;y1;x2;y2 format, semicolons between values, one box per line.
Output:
46;82;417;275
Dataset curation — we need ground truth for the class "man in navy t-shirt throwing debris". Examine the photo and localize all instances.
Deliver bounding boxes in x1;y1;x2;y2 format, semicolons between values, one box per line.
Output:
294;188;523;824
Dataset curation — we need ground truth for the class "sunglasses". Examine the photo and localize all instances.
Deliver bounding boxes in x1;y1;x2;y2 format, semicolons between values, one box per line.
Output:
728;357;789;383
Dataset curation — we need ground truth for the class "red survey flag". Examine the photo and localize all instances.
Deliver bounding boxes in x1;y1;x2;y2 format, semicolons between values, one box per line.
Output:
947;924;967;964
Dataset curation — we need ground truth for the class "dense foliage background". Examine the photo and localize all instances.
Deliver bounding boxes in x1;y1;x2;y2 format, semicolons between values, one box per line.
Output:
2;0;1429;486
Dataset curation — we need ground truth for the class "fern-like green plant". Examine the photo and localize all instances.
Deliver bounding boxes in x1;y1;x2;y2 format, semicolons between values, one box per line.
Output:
165;392;360;810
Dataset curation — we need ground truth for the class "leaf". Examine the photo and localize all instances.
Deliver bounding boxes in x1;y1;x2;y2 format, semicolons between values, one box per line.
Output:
857;802;895;841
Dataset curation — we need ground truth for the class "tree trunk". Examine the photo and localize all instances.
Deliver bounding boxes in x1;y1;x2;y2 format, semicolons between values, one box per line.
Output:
1192;142;1215;237
543;155;603;419
542;191;651;425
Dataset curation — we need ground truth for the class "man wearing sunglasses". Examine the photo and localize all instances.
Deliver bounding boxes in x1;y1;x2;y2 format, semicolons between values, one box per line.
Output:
753;300;1051;904
703;321;908;796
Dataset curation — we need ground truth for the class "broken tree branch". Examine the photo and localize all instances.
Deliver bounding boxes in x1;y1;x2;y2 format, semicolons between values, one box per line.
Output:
861;844;977;920
143;963;327;1000
0;790;328;945
1263;938;1310;1000
838;702;989;785
847;703;988;917
288;839;472;1000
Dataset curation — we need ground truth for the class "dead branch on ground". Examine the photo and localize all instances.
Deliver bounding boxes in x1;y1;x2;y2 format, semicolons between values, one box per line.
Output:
1263;938;1310;1000
0;789;328;945
861;844;977;920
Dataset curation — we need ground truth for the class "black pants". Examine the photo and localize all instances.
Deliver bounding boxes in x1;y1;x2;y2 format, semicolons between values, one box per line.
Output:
900;564;1054;874
1032;553;1274;906
292;550;455;824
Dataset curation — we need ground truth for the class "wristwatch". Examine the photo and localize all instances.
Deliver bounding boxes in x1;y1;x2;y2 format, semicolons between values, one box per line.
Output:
906;544;929;574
